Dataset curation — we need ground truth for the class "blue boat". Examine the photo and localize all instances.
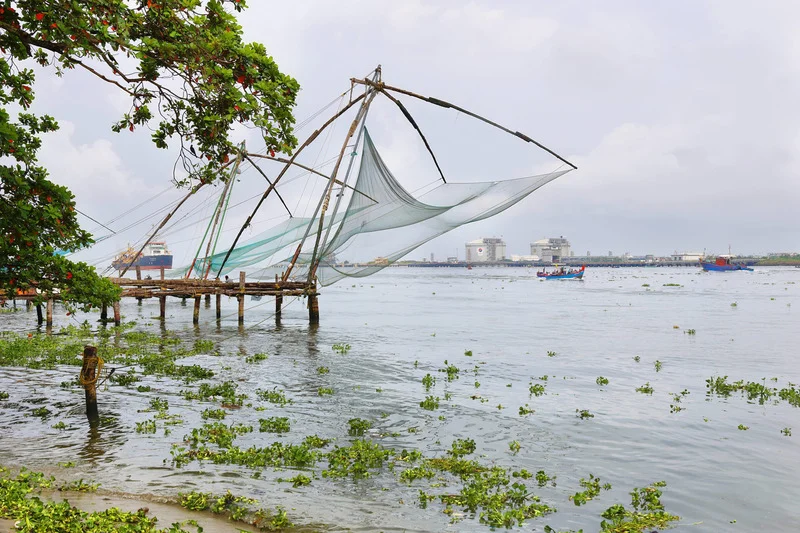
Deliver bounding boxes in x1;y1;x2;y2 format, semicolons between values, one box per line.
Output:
112;242;173;273
701;256;753;272
537;265;586;279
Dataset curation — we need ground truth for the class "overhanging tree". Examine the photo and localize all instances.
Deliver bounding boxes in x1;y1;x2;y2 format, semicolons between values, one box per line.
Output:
0;0;299;308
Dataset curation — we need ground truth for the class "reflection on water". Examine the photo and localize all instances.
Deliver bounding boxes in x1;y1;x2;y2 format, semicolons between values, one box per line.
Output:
1;267;799;532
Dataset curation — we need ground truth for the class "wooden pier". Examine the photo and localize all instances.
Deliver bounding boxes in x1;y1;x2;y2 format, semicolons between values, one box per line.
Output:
1;269;317;328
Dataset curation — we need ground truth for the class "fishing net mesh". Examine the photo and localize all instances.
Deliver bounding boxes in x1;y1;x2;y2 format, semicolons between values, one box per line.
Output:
172;128;570;286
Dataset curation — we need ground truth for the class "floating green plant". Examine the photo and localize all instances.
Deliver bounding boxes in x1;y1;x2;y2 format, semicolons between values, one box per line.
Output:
449;438;477;457
422;373;436;390
136;385;152;393
685;329;696;335
318;387;334;396
201;408;226;420
279;474;312;487
547;351;557;357
529;383;546;397
576;409;594;419
636;382;654;394
255;387;291;407
654;360;662;372
519;404;534;416
663;283;681;287
259;417;290;433
596;376;609;386
599;481;679;532
245;352;268;363
536;470;556;487
464;350;473;357
439;361;460;381
737;424;749;431
332;343;351;354
633;356;641;363
51;421;67;430
135;418;157;434
781;427;792;436
316;366;330;374
570;474;610;506
348;418;372;436
420;396;440;410
508;440;521;454
0;391;8;400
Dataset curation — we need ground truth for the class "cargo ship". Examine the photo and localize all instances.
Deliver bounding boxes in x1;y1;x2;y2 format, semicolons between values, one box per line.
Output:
111;242;173;273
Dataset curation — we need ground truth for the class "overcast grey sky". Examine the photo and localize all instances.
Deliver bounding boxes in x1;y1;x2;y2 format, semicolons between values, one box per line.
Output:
33;1;800;268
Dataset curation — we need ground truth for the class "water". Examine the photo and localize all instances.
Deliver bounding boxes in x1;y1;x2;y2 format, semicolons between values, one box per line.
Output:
1;267;799;532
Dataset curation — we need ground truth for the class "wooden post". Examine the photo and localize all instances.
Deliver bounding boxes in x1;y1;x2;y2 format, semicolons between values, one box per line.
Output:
112;301;121;326
46;298;53;327
26;300;32;311
159;267;166;321
135;266;143;306
204;294;211;308
80;345;100;426
193;295;201;325
100;304;108;322
308;293;319;323
275;274;282;319
238;271;245;324
36;303;43;325
215;292;221;320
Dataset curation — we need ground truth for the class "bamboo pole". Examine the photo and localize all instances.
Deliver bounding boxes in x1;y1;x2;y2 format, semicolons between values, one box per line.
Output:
113;301;121;326
213;92;367;279
238;271;245;324
350;77;578;170
201;150;242;279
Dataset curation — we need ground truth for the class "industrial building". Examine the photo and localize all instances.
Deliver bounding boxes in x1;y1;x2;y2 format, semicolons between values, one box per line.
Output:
530;236;571;262
465;237;507;262
670;252;704;262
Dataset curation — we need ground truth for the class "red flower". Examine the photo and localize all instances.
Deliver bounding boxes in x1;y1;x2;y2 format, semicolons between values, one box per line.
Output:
66;272;73;280
237;75;245;84
35;12;44;21
269;149;276;157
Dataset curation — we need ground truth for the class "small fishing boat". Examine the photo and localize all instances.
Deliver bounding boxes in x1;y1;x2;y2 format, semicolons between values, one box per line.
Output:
537;265;586;279
700;256;753;272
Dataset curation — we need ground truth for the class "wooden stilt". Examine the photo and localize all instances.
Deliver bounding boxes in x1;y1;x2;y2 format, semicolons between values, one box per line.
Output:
100;304;108;322
308;293;319;323
193;295;201;325
80;345;100;426
46;299;53;327
275;295;283;318
112;301;121;325
135;266;143;305
36;303;43;324
215;292;221;320
181;297;187;306
204;294;211;308
159;267;166;321
238;271;245;324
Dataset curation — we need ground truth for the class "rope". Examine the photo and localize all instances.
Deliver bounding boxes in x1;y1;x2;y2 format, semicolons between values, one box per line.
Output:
79;353;104;387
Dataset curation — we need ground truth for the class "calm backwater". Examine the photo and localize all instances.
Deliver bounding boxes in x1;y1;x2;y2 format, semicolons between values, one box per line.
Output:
1;266;798;532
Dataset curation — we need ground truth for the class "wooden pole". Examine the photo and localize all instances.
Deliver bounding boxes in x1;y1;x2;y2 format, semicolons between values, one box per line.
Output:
215;291;221;320
36;303;43;325
26;300;32;311
275;274;282;319
80;345;100;426
112;301;121;326
238;271;245;324
46;298;53;327
135;266;143;305
100;303;108;322
159;267;166;320
308;292;319;323
193;295;201;325
204;294;211;307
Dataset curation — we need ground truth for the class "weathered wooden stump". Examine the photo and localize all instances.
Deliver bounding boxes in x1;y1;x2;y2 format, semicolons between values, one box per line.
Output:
79;345;101;426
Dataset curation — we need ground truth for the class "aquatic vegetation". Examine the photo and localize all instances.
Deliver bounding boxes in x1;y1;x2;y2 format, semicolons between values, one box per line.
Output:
316;366;330;374
245;352;268;363
279;473;312;487
183;381;248;406
663;283;681;287
149;397;169;411
547;351;557;357
136;385;152;393
464;350;473;357
185;422;253;449
422;373;436;390
535;470;556;487
348;417;373;436
737;424;749;431
599;481;680;532
51;421;67;430
474;380;481;388
201;408;226;420
449;438;477;458
596;376;609;386
669;390;689;413
781;427;792;436
179;489;289;528
420;395;440;410
576;409;594;419
508;440;521;454
685;329;696;335
641;283;650;287
135;418;157;433
31;406;51;418
654;360;662;372
318;387;334;396
636;383;654;395
439;361;460;381
332;343;351;354
192;339;215;353
633;356;641;363
303;435;331;448
519;404;534;416
0;391;8;400
59;479;100;492
570;474;610;506
323;439;392;479
255;387;291;407
110;371;139;386
259;417;290;433
529;383;546;397
731;302;738;307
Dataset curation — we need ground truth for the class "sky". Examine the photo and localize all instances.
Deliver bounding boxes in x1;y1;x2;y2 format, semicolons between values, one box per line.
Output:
28;0;800;270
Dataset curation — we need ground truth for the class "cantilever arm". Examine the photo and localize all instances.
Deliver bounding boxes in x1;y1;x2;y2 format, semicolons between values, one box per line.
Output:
379;89;447;183
241;153;293;218
351;78;577;170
